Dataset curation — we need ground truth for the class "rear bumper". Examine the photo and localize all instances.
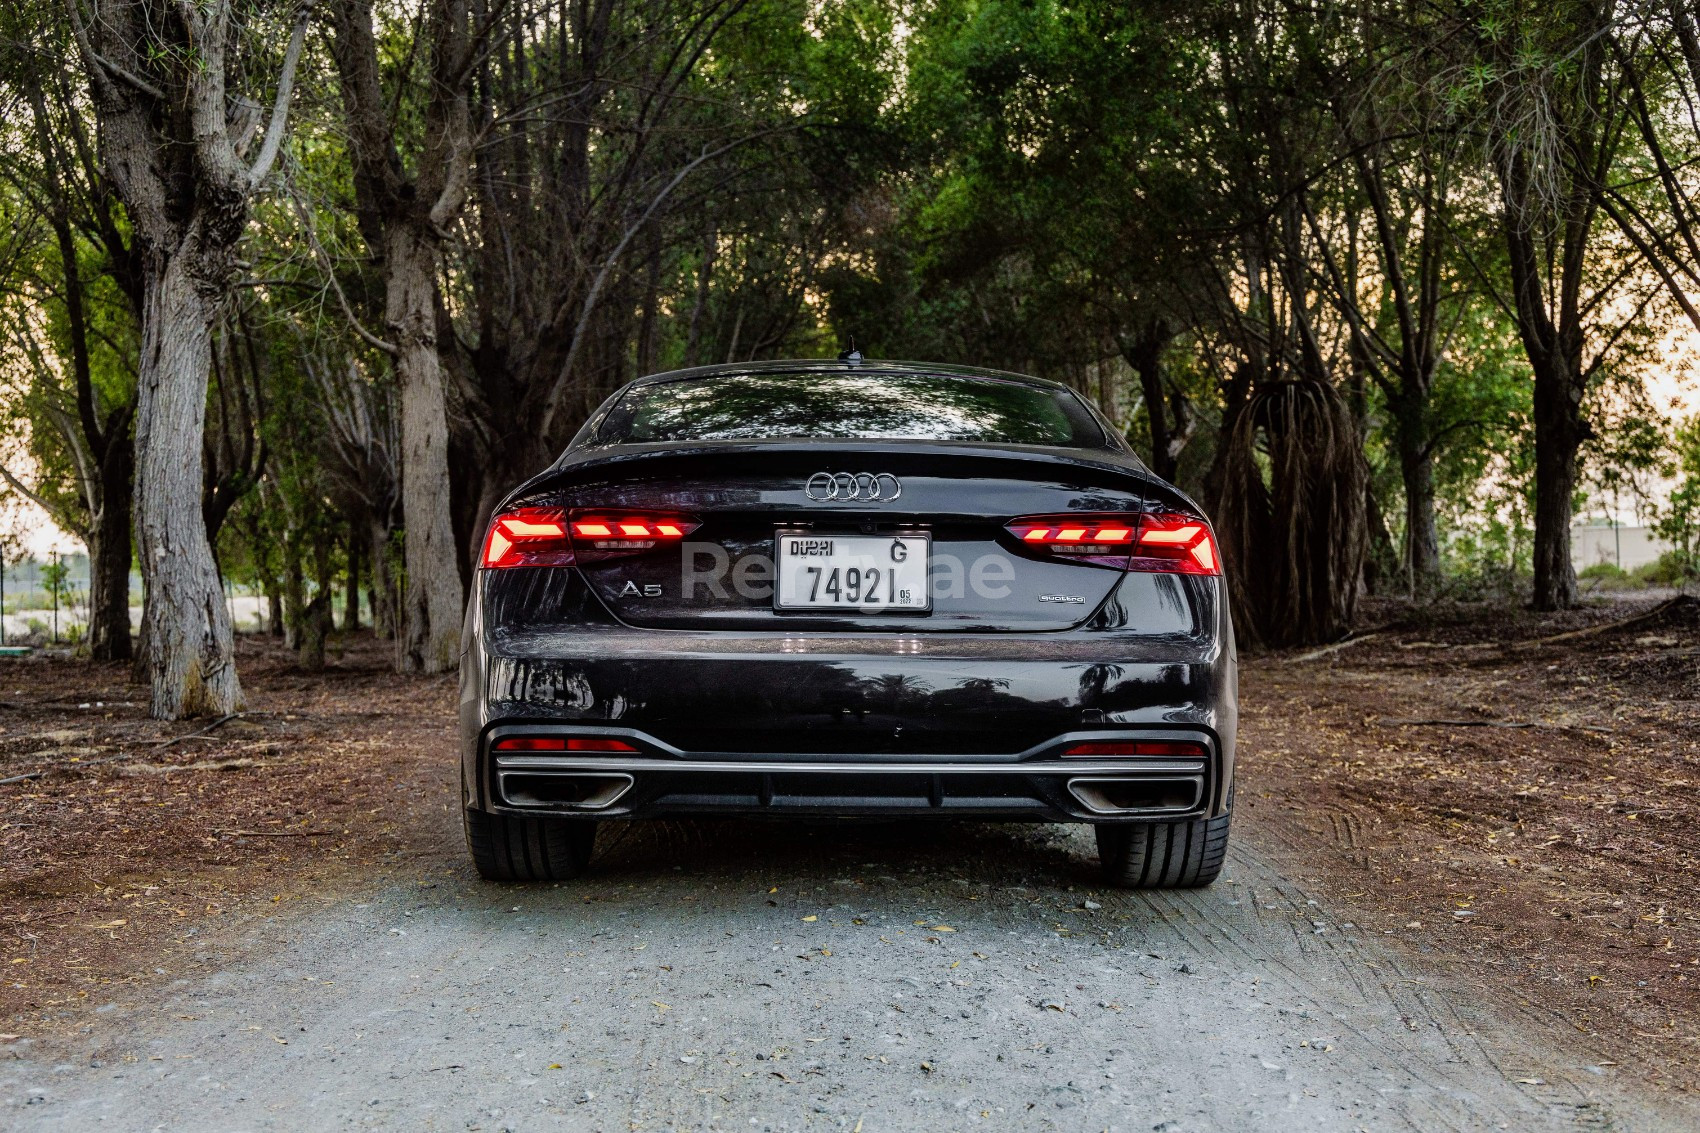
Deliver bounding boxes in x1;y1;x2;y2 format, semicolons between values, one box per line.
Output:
460;570;1237;822
478;722;1220;822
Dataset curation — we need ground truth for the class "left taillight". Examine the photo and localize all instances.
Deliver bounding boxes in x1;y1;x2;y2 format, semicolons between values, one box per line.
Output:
566;512;699;558
480;508;700;568
482;507;573;569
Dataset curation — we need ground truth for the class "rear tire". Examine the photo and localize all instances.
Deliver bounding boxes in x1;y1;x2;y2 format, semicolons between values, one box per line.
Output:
465;808;597;882
1095;808;1230;889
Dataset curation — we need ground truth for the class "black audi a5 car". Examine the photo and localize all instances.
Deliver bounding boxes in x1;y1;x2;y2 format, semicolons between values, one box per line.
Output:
460;358;1236;888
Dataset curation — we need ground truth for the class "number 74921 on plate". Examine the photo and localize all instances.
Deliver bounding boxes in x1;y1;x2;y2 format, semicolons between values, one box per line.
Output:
773;533;931;611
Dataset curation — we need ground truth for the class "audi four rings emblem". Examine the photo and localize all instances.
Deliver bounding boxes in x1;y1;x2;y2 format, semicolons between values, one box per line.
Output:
804;471;902;501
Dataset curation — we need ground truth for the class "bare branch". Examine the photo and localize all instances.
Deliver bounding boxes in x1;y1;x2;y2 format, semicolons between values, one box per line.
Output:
0;464;62;522
90;53;165;102
286;189;399;355
248;11;311;188
538;129;788;439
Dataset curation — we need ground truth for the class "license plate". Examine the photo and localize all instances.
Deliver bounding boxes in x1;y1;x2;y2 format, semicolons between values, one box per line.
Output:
774;533;931;612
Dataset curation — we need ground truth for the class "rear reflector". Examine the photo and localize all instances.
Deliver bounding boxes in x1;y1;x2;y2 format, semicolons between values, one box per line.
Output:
1062;740;1209;758
492;737;639;752
1129;513;1220;576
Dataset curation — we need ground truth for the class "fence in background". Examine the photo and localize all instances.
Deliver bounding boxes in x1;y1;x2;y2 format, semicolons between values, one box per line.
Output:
0;555;303;646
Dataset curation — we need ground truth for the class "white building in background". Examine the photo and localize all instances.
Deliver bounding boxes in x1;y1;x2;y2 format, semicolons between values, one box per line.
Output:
1571;524;1671;571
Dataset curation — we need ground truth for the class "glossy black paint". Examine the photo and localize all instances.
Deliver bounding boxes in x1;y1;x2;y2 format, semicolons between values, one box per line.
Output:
460;360;1237;824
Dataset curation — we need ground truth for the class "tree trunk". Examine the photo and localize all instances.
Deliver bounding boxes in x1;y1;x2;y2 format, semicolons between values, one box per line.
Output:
1122;325;1177;483
344;522;361;631
368;518;398;639
1531;361;1583;610
133;254;242;717
1216;380;1366;648
388;223;464;673
1362;481;1399;595
1122;328;1176;483
1503;191;1587;612
636;232;662;376
266;585;283;637
686;223;716;367
282;538;305;651
297;593;331;670
299;538;334;670
1394;415;1441;598
87;436;134;661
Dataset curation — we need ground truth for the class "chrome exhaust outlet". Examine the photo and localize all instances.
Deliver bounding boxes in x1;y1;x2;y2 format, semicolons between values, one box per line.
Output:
1066;775;1202;815
499;771;635;810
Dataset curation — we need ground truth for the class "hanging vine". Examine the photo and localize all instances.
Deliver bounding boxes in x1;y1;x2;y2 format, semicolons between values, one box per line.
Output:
1216;379;1367;648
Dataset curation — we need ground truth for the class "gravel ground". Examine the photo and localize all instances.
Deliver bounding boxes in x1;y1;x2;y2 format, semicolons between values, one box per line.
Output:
4;817;1692;1132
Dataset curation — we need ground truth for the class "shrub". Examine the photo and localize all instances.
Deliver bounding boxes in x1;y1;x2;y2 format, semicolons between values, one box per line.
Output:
1578;561;1644;591
1634;552;1696;589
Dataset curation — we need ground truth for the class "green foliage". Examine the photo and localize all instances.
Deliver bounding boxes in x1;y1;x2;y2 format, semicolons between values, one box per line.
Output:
833;0;1211;379
1634;551;1694;589
1578;560;1650;593
39;559;69;606
1579;560;1629;581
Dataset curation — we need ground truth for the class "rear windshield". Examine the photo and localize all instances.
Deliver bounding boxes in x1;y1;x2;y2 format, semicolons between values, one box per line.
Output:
597;371;1107;447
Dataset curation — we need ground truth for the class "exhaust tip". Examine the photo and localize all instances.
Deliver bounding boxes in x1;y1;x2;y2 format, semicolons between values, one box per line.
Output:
500;772;634;810
1066;776;1201;815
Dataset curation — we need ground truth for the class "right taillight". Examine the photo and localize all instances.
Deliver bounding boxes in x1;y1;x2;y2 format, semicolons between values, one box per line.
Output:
1128;513;1220;576
1004;514;1138;567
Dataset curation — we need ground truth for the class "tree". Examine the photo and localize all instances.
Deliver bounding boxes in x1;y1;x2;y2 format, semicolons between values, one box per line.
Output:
0;12;140;661
449;0;813;559
0;0;1688;664
325;0;473;674
1600;2;1700;336
1428;1;1644;609
1653;416;1700;589
66;0;308;714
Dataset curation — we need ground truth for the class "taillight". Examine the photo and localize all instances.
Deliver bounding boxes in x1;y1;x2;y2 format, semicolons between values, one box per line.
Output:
492;737;638;752
482;508;573;568
1129;513;1220;576
568;512;699;558
1004;514;1139;566
1062;740;1209;758
1005;511;1220;575
480;508;699;568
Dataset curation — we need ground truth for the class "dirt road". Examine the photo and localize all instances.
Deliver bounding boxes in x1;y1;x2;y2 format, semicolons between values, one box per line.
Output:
3;816;1690;1131
2;602;1697;1131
